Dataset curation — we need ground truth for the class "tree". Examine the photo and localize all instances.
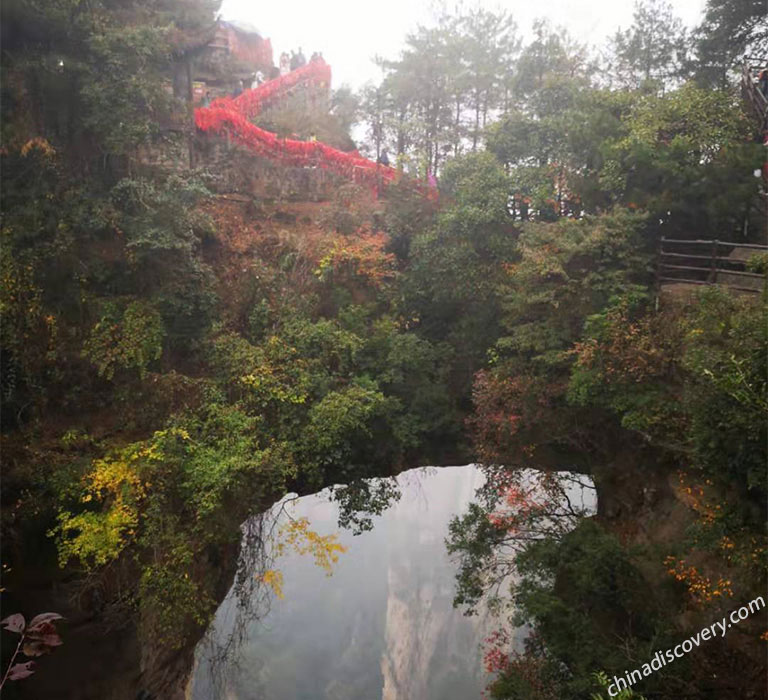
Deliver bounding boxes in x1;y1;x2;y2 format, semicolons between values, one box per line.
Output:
360;7;521;172
693;0;768;87
401;152;514;392
605;0;689;90
513;20;593;112
359;83;391;162
461;8;520;149
488;21;594;220
377;19;457;174
331;85;360;137
599;83;762;240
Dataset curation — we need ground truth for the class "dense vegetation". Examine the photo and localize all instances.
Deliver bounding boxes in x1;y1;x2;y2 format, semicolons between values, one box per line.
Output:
1;0;766;698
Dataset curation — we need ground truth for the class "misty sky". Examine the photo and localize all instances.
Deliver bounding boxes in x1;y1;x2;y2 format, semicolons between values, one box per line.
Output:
219;0;707;90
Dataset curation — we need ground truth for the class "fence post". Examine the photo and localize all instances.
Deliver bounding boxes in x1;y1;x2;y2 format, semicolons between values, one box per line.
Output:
655;236;664;311
710;239;718;284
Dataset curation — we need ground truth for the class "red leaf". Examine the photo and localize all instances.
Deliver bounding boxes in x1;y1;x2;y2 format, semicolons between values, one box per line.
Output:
26;621;57;639
0;613;25;634
7;661;35;680
27;613;63;631
39;633;63;647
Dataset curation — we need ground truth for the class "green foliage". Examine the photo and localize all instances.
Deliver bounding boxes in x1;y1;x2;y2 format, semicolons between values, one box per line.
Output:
489;74;762;238
173;406;296;524
446;500;506;614
511;20;592;109
111;175;211;254
302;384;395;471
471;287;767;696
471;210;649;459
568;286;767;500
439;151;511;235
53;407;297;644
591;671;646;700
681;288;768;496
567;292;686;439
140;552;216;645
504;521;672;699
694;0;768;85
332;478;402;534
498;210;651;361
81;26;175;153
401;151;516;396
208;331;311;414
454;196;764;696
82;300;164;379
381;179;438;260
0;231;59;405
606;0;689;89
603;84;760;237
378;331;457;446
110;175;217;346
745;252;768;275
282;317;364;384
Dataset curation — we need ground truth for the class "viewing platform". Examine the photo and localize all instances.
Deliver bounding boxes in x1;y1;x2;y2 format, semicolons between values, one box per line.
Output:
657;237;767;298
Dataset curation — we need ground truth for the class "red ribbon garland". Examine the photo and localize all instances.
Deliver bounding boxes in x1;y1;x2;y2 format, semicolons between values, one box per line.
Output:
195;60;435;198
229;60;332;119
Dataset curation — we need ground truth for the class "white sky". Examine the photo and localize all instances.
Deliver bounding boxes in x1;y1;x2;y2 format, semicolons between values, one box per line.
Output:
220;0;707;90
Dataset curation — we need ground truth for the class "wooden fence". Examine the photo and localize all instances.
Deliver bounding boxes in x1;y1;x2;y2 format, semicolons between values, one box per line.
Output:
657;238;767;294
742;57;767;128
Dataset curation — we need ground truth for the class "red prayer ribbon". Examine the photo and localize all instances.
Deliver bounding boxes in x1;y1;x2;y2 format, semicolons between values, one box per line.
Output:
195;59;435;198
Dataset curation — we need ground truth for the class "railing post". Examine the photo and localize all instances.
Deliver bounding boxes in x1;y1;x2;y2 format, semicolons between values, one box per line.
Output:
710;239;719;285
655;236;664;311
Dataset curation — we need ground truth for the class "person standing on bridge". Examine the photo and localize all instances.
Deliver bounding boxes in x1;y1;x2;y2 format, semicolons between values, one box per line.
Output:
378;149;390;167
280;52;290;76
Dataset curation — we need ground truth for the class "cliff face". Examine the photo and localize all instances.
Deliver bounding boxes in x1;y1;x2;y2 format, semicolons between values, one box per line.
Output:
192;466;503;700
379;546;492;700
379;469;494;700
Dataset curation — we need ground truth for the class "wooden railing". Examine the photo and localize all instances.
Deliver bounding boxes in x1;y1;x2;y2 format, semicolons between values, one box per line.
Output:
657;238;767;294
742;57;768;128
